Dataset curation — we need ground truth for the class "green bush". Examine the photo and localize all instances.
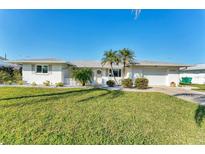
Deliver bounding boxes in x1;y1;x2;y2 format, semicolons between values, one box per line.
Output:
13;69;22;83
31;82;37;86
135;78;149;89
17;80;24;85
6;80;13;85
106;80;115;87
55;82;64;87
43;80;51;86
0;70;11;84
121;78;133;88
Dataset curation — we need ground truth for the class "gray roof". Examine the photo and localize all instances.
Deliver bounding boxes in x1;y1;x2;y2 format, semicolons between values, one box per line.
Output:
131;60;190;67
9;58;190;68
182;64;205;71
9;58;73;65
70;60;122;68
71;60;189;68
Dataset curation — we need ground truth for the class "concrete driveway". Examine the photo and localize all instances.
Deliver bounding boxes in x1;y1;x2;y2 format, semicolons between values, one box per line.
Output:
121;86;205;105
152;86;205;105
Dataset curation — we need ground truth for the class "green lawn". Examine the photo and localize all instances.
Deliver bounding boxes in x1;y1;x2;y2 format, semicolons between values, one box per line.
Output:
191;84;205;92
0;87;205;144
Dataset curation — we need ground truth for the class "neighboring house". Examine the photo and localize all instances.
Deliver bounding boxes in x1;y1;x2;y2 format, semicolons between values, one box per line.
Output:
10;58;189;86
180;64;205;84
0;57;19;69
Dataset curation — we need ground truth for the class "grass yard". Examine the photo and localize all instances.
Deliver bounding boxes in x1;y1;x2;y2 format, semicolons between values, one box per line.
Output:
0;87;205;144
191;84;205;92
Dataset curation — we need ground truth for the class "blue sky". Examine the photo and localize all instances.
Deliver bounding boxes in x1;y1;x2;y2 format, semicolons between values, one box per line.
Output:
0;9;204;64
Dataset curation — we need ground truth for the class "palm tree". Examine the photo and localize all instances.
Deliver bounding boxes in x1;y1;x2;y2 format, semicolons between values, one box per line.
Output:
72;68;93;86
101;50;118;84
114;53;121;85
119;48;135;79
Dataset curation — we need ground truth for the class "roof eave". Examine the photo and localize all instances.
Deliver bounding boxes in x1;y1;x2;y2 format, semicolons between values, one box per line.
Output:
9;61;74;65
131;64;191;67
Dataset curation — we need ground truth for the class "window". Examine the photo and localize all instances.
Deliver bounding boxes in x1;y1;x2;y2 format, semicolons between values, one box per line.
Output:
36;65;42;73
36;65;48;73
109;69;121;77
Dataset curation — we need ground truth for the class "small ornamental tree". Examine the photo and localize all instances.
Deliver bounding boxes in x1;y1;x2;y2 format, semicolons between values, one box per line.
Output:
72;68;93;86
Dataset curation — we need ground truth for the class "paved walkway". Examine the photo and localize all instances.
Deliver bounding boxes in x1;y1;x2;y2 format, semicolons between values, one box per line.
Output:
104;86;205;105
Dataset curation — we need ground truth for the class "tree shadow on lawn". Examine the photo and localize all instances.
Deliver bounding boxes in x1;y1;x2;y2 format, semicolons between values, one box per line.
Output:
0;88;97;101
195;105;205;126
0;88;99;108
0;88;123;108
76;90;124;103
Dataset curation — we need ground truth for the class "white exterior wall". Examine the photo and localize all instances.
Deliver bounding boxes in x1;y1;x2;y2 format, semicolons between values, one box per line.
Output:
87;66;180;86
92;68;122;85
64;68;123;86
22;64;64;85
129;66;180;86
21;63;181;86
167;68;180;86
180;72;205;84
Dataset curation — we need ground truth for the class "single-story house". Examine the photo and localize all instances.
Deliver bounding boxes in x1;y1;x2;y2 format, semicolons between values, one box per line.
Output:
10;58;190;86
180;64;205;84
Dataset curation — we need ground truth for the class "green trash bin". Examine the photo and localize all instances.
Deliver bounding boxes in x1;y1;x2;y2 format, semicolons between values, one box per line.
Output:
180;77;192;85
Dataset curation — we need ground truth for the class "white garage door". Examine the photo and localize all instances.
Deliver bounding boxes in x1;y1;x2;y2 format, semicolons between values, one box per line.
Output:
143;68;167;86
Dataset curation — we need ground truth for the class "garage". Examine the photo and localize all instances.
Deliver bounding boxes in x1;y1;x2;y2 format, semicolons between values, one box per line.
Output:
143;68;168;86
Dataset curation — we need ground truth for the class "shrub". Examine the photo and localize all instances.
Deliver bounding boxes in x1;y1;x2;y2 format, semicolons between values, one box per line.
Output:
121;78;133;88
12;69;22;83
135;78;149;89
31;82;37;86
0;70;11;84
43;80;51;86
55;82;64;87
6;80;13;85
17;80;24;85
72;68;93;86
170;82;176;87
106;80;115;87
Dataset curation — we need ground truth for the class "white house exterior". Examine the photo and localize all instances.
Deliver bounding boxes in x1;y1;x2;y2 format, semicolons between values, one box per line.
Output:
180;64;205;84
10;58;189;86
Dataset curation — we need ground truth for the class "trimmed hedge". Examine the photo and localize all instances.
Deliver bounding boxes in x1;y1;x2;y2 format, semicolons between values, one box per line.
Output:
121;78;133;88
55;82;64;87
135;78;149;89
106;80;115;87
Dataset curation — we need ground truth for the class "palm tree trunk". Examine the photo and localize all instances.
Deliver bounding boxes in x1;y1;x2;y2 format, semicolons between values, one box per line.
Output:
110;64;118;85
117;64;120;85
122;62;126;80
